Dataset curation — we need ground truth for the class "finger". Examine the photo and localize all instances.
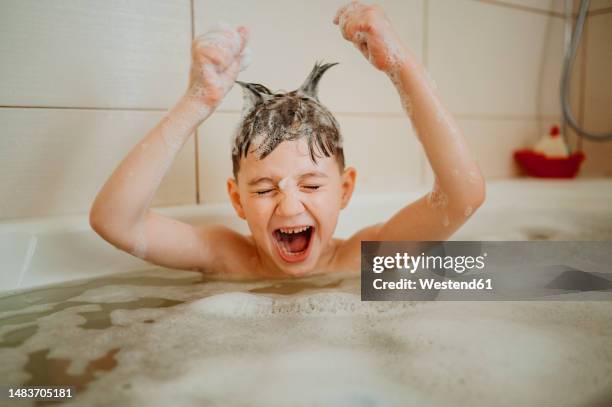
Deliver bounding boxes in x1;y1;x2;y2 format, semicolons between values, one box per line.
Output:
335;0;363;27
333;0;362;25
197;29;240;55
222;58;241;82
357;39;369;56
201;46;234;72
342;18;372;43
335;4;352;27
333;2;352;25
236;26;249;54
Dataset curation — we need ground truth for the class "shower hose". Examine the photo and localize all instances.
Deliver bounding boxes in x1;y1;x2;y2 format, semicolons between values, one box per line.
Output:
562;0;612;142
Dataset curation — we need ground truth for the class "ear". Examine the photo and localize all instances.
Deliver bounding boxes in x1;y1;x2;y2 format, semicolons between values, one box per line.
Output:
227;177;246;219
340;166;357;209
297;62;338;101
235;80;273;116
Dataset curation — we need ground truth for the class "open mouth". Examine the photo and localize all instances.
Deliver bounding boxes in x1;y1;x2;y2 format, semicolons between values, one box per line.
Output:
272;225;315;263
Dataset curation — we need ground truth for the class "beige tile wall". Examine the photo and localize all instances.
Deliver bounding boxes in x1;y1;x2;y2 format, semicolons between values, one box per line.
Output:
581;10;612;176
0;0;195;220
0;109;196;218
1;0;610;219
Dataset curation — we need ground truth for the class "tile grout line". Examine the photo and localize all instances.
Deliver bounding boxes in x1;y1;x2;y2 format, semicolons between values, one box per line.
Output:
588;6;612;16
190;0;201;204
475;0;566;18
577;12;588;152
0;104;562;122
476;0;612;18
533;0;554;147
0;105;167;112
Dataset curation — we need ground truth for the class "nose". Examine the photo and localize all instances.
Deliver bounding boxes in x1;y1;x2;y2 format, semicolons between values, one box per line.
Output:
275;189;305;218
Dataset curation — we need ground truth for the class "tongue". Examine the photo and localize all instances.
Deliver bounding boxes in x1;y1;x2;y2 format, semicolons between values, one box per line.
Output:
281;231;309;252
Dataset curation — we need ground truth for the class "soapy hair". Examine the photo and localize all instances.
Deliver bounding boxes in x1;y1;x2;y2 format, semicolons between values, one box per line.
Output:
231;62;344;180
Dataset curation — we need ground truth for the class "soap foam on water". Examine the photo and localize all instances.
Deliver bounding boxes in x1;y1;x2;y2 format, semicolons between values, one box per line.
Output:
3;270;612;406
126;345;420;407
187;291;417;318
187;292;274;317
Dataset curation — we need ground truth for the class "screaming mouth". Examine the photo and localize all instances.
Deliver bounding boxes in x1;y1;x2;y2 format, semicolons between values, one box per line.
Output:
273;226;314;261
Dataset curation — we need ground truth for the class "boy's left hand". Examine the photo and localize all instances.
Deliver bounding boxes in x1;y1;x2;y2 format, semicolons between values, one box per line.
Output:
333;1;407;74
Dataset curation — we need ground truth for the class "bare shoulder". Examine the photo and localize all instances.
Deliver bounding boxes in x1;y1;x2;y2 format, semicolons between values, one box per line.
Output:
193;224;259;278
329;222;384;271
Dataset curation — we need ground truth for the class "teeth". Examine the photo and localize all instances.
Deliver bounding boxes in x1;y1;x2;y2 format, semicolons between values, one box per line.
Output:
279;226;310;234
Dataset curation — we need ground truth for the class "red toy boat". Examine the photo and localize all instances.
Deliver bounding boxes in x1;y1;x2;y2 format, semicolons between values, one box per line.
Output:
514;125;585;178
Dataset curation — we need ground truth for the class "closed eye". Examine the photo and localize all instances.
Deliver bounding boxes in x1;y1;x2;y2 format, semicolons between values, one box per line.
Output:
255;189;274;196
302;185;321;191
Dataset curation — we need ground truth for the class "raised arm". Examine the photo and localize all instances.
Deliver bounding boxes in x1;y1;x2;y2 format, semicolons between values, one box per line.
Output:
90;25;251;270
333;2;485;241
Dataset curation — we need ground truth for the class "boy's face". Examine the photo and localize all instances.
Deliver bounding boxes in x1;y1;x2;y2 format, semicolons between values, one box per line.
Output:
227;138;356;277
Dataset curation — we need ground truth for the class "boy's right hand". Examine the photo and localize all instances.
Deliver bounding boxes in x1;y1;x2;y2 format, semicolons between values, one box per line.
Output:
187;24;251;109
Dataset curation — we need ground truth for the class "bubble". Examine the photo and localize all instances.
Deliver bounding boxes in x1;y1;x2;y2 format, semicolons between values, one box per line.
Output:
388;70;413;120
379;29;407;72
354;31;367;44
239;46;252;71
338;2;360;29
199;22;242;56
161;117;186;154
427;179;449;209
464;206;473;218
184;291;419;319
424;69;438;91
442;214;450;227
131;221;147;259
188;292;274;317
278;176;291;191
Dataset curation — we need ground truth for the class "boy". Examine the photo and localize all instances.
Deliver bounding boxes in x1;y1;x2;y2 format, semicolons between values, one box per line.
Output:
89;1;485;280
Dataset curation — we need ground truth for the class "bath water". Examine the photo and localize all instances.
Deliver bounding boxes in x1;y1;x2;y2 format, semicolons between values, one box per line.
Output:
1;267;611;406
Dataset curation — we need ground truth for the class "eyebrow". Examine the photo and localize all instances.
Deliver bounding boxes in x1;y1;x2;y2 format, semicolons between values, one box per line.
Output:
247;171;329;186
247;177;275;186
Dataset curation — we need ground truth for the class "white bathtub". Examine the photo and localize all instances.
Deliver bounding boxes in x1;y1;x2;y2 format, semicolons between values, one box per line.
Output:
1;179;611;293
1;179;612;406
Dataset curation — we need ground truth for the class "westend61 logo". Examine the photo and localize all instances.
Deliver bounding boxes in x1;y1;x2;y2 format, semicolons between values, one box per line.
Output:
360;241;612;301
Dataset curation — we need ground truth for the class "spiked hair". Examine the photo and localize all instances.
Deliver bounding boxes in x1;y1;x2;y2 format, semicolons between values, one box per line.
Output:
231;62;344;180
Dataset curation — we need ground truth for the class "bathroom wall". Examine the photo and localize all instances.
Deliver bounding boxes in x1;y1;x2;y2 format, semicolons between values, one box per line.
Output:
1;0;611;220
